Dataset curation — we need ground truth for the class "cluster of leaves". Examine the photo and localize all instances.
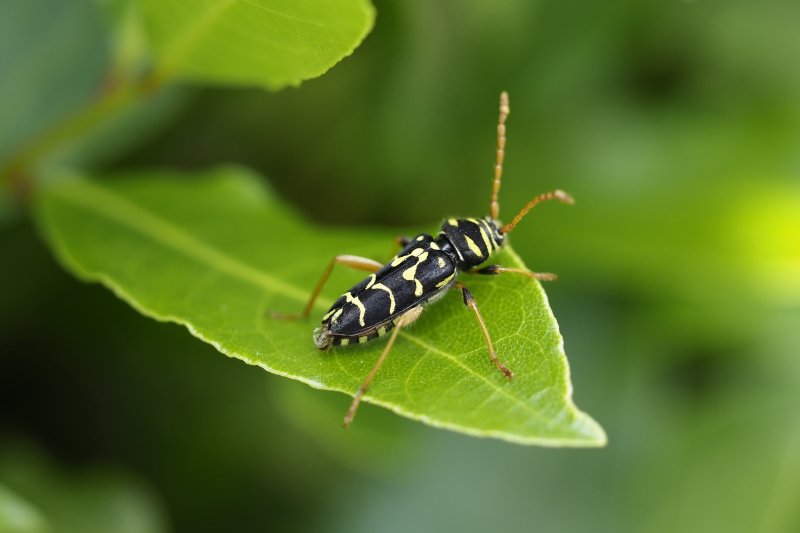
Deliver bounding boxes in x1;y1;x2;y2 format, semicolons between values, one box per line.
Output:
2;0;603;474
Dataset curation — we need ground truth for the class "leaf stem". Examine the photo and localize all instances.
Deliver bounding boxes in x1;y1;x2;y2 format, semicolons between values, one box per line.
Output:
0;70;165;204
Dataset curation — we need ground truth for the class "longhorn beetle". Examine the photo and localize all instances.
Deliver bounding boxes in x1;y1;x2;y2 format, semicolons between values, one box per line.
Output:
285;92;573;427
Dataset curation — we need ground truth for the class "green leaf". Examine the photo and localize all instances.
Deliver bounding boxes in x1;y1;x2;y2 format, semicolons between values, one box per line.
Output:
138;0;376;88
34;167;606;446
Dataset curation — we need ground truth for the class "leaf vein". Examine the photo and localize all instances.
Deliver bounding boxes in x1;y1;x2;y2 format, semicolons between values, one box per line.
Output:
52;179;315;305
399;332;553;423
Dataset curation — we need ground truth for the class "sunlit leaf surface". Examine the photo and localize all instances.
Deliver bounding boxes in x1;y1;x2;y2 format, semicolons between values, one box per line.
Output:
139;0;375;88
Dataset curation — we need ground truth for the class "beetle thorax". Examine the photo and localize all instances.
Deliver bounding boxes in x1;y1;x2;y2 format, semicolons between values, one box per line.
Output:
437;217;505;269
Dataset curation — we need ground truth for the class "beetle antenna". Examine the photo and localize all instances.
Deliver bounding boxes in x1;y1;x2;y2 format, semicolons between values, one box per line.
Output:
500;189;574;234
490;91;510;220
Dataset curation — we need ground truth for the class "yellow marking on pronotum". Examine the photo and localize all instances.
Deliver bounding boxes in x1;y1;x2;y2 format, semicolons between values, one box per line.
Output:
464;235;484;258
371;283;396;314
474;219;493;253
448;218;458;226
364;274;376;290
343;292;366;327
359;336;368;344
340;338;349;346
436;272;455;288
429;242;440;250
481;219;498;250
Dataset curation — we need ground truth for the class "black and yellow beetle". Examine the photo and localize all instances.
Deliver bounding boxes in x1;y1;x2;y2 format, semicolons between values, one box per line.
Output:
285;92;573;427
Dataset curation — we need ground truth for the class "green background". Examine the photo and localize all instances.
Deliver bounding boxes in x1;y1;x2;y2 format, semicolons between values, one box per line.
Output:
2;0;799;531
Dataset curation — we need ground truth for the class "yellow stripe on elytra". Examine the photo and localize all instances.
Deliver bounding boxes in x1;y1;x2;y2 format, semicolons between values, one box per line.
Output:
343;292;366;327
391;247;423;267
402;251;428;297
436;272;455;288
464;235;483;258
371;283;396;314
364;273;376;290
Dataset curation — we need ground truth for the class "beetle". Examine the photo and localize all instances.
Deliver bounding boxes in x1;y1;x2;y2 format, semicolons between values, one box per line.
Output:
284;92;573;427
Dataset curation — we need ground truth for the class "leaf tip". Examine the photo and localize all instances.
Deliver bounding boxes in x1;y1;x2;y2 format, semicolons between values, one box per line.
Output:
571;411;608;447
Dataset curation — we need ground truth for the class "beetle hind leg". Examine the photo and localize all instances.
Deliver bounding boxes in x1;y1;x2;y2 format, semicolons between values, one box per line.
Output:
342;306;423;428
271;254;383;320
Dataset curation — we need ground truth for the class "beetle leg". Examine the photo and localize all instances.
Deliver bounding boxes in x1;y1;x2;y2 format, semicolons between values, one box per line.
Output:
343;306;424;428
390;235;412;257
272;255;383;320
455;282;513;379
468;264;557;281
395;235;412;248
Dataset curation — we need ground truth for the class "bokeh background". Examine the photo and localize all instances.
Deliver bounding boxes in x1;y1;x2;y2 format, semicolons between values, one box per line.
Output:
2;0;799;531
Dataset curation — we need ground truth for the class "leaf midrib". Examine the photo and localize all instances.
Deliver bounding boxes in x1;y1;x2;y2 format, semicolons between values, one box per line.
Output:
159;0;238;74
51;179;313;304
47;179;564;425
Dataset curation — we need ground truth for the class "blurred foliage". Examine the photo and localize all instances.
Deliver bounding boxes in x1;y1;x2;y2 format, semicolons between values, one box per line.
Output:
1;0;799;532
0;442;165;533
0;0;107;165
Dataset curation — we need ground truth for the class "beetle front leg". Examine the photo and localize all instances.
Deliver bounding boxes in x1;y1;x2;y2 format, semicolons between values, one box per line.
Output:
456;282;513;379
469;264;557;281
